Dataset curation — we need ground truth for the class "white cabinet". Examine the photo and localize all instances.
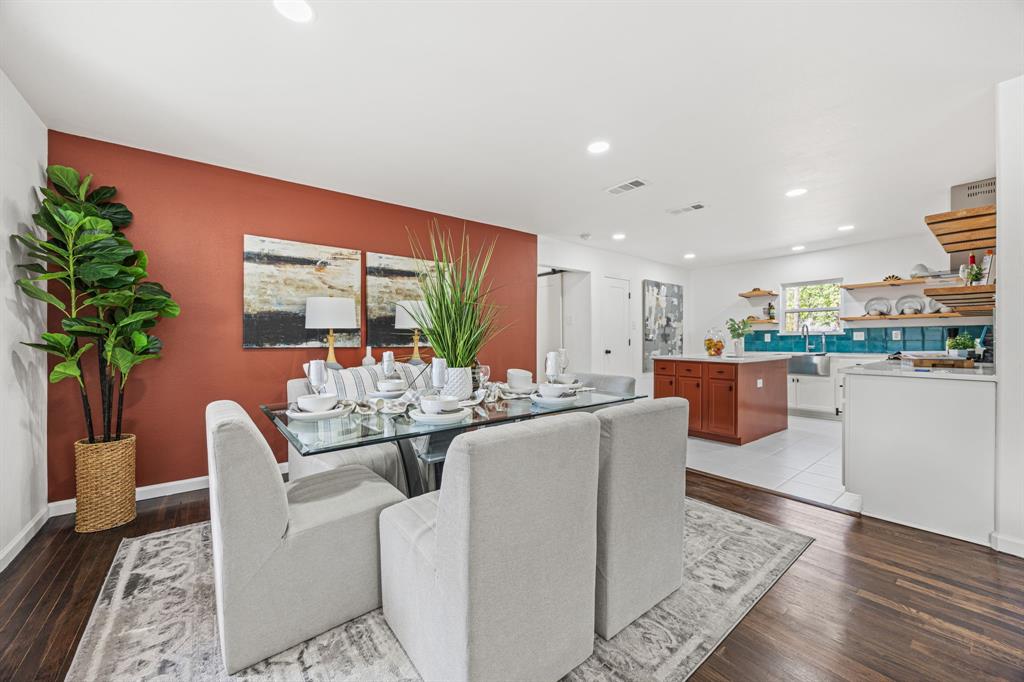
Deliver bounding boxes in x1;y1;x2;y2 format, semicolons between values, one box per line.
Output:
787;375;835;413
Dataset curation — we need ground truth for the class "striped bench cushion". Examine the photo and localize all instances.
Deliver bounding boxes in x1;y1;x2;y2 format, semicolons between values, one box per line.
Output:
327;362;432;399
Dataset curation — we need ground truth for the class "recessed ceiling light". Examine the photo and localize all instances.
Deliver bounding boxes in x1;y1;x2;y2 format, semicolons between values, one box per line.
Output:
274;0;314;23
587;140;610;154
791;245;806;251
612;233;626;240
837;224;855;231
683;253;696;259
785;188;808;198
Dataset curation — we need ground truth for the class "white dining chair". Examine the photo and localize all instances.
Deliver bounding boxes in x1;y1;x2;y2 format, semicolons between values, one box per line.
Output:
574;371;636;396
593;397;689;639
379;411;601;682
205;400;405;673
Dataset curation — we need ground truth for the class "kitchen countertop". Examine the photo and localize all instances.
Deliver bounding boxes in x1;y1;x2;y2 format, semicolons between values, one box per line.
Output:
841;360;997;382
653;353;790;364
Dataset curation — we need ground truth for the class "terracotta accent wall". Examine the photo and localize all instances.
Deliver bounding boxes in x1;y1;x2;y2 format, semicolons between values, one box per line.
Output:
46;132;537;502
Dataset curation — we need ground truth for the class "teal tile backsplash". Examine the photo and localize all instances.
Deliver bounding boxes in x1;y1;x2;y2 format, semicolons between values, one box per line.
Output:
744;325;989;354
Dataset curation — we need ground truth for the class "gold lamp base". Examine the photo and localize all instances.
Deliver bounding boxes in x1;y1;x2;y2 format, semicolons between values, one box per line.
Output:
409;328;423;363
325;328;338;365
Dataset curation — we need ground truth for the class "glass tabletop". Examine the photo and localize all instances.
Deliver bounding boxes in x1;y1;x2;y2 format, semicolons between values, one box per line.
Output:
260;391;646;459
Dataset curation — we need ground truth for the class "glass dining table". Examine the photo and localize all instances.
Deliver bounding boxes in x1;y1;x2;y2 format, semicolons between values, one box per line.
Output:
260;390;645;497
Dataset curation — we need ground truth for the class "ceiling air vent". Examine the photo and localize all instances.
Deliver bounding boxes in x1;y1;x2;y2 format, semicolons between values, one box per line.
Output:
666;202;705;215
606;178;649;195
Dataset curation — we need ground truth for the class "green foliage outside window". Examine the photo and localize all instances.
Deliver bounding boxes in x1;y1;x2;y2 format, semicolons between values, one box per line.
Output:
782;281;841;333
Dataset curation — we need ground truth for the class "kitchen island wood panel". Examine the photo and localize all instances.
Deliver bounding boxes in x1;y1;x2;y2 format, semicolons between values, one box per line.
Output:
653;356;788;444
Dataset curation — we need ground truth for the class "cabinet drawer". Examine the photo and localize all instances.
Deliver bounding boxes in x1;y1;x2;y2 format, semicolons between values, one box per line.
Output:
703;363;737;380
654;360;676;376
674;361;702;377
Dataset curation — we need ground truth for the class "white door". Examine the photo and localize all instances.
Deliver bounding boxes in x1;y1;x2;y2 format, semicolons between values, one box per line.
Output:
536;273;563;377
598;276;632;375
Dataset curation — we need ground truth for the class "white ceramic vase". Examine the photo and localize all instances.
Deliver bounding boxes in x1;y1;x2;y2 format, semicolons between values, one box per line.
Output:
444;367;474;400
732;338;745;357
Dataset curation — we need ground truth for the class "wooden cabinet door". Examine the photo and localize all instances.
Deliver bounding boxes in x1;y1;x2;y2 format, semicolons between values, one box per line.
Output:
704;378;737;436
676;377;703;431
654;374;675;398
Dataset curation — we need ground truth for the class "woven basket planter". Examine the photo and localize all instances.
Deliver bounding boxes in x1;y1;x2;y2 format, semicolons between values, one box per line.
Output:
74;434;137;533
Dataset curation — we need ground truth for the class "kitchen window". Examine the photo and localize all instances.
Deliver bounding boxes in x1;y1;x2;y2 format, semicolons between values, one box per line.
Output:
780;279;842;333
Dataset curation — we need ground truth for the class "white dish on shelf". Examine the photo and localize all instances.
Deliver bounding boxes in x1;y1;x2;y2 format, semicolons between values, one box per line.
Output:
285;403;354;422
864;297;892;316
409;407;471;425
895;294;925;315
367;389;407;399
530;393;579;407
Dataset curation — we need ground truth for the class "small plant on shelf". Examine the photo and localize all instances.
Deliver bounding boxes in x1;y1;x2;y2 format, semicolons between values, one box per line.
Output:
947;332;975;353
964;264;984;284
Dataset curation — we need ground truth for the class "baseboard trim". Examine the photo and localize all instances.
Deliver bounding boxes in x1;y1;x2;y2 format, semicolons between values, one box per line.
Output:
0;506;49;574
990;531;1024;558
48;462;289;517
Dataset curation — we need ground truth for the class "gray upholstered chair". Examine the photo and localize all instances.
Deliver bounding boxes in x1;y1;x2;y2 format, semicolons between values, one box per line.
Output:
205;400;405;673
380;412;602;682
575;371;636;396
286;377;409;491
593;397;689;639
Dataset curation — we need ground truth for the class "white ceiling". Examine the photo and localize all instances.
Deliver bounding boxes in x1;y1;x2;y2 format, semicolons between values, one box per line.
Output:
2;1;1022;267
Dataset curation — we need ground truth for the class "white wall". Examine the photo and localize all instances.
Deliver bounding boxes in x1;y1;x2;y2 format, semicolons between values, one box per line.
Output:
994;75;1024;558
538;236;690;396
0;69;49;572
685;234;957;348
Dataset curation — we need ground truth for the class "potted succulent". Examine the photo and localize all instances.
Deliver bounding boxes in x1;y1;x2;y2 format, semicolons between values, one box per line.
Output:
725;317;753;357
15;165;179;532
403;221;505;399
947;332;975;358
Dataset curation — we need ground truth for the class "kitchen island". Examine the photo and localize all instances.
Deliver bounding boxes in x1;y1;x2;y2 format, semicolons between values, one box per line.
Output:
652;354;789;444
842;360;996;546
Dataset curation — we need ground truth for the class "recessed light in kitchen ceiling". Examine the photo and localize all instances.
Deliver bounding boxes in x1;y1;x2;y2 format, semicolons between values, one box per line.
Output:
791;245;806;251
785;188;808;198
837;224;855;231
587;140;611;154
274;0;314;23
683;253;696;259
612;233;626;240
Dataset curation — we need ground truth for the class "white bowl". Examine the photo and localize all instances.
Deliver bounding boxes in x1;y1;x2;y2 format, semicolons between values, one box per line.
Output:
539;383;572;398
506;368;533;391
378;379;407;392
420;394;460;414
556;373;578;385
296;393;338;412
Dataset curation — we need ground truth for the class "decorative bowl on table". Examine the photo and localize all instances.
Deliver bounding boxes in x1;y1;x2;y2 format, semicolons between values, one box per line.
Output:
704;328;726;357
378;378;408;392
420;394;461;414
538;382;576;398
296;393;339;412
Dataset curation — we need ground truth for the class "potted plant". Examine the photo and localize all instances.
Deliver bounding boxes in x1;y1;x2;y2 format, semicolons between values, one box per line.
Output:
947;332;975;358
725;317;753;357
403;221;505;399
15;165;179;532
964;263;985;286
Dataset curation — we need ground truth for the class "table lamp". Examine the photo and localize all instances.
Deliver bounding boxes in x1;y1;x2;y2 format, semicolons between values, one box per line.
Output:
305;297;357;367
395;300;429;365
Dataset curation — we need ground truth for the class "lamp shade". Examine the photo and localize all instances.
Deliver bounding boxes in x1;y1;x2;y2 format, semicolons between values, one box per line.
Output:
394;300;429;329
305;297;357;329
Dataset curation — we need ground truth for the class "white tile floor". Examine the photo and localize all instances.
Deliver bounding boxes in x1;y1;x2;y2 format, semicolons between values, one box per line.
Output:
687;416;845;505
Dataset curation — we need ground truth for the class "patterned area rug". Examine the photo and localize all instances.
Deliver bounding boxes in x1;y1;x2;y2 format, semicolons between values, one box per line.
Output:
67;499;811;681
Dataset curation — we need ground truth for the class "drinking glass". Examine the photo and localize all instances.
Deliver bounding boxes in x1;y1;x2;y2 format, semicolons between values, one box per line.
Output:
308;360;328;395
477;364;491;387
558;348;569;374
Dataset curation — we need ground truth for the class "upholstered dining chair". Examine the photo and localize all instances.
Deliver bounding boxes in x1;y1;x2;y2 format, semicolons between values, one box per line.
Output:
593;397;689;639
380;411;602;682
205;400;406;673
574;371;636;396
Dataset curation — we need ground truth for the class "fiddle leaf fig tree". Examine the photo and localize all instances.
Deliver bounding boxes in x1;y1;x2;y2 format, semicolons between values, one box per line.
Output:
14;164;179;443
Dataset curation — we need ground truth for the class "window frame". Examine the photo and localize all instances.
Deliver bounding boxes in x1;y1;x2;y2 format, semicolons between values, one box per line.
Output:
778;278;845;335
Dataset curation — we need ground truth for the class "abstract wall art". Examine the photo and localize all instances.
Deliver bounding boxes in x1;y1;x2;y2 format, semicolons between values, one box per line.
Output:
366;252;429;347
242;235;361;348
642;279;684;371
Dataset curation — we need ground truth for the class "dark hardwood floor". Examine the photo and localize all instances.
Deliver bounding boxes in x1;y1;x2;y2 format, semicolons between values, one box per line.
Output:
2;473;1022;681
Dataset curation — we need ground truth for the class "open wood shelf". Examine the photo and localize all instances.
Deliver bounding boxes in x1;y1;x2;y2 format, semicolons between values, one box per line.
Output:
738;289;778;299
925;205;996;253
840;310;993;322
746;318;778;325
840;277;946;290
922;284;996;311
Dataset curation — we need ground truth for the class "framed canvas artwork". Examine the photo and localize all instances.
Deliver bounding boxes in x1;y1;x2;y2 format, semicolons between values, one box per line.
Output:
642;279;684;371
366;252;430;347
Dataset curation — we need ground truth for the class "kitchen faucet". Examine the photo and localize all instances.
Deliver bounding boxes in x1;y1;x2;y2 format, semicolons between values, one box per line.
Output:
801;324;810;352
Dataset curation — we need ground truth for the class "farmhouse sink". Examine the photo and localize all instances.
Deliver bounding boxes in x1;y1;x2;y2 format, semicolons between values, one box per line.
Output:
788;353;831;376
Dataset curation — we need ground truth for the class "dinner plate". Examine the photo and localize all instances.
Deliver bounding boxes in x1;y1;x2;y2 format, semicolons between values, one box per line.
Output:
409;407;472;425
530;393;579;407
863;297;892;316
894;294;925;315
367;389;407;399
285;403;354;422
